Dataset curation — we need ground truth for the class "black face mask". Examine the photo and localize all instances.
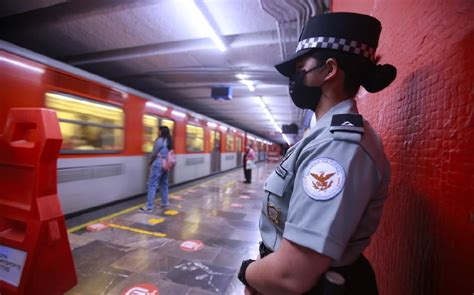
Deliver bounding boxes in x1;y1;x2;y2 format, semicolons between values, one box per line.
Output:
289;63;325;110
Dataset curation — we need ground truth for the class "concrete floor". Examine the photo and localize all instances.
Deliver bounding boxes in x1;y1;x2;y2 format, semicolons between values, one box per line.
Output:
66;163;275;295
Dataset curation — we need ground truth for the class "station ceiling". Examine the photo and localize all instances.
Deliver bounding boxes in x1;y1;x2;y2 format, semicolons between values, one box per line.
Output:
0;0;328;144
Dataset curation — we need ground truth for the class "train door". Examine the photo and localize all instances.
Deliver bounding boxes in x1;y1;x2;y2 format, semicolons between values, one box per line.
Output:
210;130;221;173
236;136;242;166
143;115;175;185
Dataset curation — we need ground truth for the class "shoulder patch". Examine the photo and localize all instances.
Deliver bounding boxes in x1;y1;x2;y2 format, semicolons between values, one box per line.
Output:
302;157;345;201
330;114;364;134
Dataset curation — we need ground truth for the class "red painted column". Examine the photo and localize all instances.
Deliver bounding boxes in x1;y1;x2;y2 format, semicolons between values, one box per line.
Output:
333;1;474;294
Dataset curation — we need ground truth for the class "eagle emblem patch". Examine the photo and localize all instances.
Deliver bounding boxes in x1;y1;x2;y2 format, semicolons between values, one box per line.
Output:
303;157;345;201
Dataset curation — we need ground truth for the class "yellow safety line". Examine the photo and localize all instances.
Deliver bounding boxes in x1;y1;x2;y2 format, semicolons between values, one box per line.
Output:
67;172;234;233
108;223;167;238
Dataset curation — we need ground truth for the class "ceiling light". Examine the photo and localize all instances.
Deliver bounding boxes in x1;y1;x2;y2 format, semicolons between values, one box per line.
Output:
207;122;217;128
256;96;266;108
171;110;186;118
191;0;226;52
236;73;247;80
240;80;255;92
282;134;291;145
146;102;168;112
219;126;228;132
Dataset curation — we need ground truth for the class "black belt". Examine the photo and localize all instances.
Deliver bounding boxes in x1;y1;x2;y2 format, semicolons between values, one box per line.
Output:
259;243;379;295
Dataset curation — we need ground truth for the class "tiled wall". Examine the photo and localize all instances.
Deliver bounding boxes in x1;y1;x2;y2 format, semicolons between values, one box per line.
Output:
333;1;474;294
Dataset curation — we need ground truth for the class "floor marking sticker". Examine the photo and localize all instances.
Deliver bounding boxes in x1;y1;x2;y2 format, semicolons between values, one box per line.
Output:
148;218;165;225
108;223;167;238
179;240;204;252
164;210;179;216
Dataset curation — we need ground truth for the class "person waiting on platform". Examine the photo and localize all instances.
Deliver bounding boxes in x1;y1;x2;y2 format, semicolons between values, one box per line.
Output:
238;12;396;294
141;126;173;212
243;142;256;184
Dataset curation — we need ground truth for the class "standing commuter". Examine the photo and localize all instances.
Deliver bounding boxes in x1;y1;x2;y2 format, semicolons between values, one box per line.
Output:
238;12;397;294
141;126;173;211
243;142;255;184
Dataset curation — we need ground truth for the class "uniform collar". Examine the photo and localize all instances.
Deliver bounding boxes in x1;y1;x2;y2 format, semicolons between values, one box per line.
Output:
311;99;359;131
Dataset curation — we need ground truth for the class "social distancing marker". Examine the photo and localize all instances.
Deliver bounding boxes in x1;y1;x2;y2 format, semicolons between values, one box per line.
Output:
148;218;165;225
68;168;239;233
108;223;167;238
240;195;251;199
231;203;244;208
164;210;179;216
86;222;109;232
121;283;159;295
180;240;204;252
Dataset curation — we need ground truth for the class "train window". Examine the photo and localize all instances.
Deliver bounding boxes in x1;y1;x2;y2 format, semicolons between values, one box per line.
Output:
143;115;159;152
226;134;234;152
161;119;175;135
186;124;204;152
143;115;175;153
45;92;124;153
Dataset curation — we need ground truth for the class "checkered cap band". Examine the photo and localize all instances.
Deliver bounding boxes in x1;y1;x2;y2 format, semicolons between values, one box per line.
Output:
296;37;376;61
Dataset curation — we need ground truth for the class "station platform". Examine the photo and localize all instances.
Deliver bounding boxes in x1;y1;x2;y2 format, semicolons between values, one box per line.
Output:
65;163;275;295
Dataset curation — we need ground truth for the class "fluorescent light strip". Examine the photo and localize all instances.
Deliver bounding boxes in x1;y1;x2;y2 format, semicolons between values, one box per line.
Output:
219;126;228;132
146;102;168;112
207;122;217;128
0;56;45;74
171;110;186;118
240;80;255;92
258;96;282;133
282;134;291;145
192;0;226;52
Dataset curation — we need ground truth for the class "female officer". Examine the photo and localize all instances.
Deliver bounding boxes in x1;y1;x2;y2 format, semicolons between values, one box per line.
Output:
238;13;396;294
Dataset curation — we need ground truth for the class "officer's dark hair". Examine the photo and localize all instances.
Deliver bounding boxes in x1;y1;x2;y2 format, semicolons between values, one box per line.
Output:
311;49;397;98
159;126;173;150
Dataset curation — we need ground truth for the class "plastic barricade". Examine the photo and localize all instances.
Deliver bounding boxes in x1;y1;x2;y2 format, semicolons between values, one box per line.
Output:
0;108;77;294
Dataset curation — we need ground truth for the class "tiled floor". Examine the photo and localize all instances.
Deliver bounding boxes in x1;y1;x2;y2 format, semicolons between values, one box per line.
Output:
66;163;275;295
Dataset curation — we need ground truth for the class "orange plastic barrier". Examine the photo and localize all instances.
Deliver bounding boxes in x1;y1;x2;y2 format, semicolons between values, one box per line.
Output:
0;108;77;294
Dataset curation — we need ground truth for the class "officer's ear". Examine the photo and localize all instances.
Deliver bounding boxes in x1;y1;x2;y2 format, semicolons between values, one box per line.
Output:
322;58;339;82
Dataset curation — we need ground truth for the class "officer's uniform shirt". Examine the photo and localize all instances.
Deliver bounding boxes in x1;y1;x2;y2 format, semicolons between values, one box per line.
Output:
260;99;390;267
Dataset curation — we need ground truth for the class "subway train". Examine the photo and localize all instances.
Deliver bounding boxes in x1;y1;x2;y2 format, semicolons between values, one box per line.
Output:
0;40;279;215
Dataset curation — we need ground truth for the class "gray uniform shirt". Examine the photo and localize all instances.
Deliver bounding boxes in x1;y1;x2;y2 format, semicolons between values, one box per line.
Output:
260;99;390;267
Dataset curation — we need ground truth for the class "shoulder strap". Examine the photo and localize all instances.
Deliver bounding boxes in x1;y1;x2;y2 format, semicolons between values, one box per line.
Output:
330;113;365;144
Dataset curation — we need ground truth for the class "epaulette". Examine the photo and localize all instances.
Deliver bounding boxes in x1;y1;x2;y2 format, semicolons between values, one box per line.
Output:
330;113;364;143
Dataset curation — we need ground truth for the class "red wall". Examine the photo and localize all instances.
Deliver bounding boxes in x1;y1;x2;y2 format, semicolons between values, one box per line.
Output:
333;1;474;294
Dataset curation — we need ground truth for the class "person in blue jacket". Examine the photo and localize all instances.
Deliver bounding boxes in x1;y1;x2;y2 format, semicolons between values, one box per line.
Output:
141;126;173;212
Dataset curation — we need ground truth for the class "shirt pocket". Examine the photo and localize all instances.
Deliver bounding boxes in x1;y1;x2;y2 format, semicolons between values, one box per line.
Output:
264;170;293;197
263;170;293;228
